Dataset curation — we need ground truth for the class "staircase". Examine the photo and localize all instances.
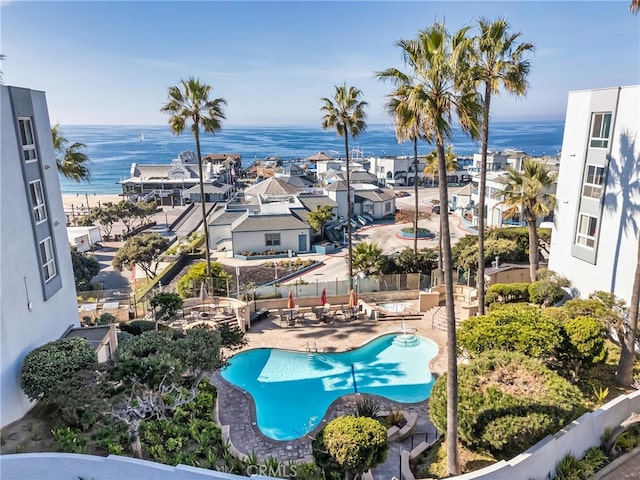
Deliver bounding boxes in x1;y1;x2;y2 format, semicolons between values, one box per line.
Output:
426;305;467;331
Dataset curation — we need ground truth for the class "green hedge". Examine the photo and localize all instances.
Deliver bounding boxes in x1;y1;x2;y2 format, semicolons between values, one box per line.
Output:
429;350;585;459
486;282;530;304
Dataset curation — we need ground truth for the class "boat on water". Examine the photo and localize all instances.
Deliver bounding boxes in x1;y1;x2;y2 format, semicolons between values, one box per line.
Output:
139;131;145;141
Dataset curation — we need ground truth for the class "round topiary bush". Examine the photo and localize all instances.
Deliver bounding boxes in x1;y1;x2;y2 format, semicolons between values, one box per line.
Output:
430;350;585;459
313;415;388;478
20;337;97;401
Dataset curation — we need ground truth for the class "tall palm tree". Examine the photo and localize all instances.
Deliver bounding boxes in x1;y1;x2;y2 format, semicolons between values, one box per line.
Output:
51;123;90;181
321;83;368;288
618;236;640;386
376;69;428;254
424;146;458;277
161;78;226;286
394;23;481;475
471;18;534;315
499;158;557;282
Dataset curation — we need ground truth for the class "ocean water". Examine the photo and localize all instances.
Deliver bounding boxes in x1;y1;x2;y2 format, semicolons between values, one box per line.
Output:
58;120;565;195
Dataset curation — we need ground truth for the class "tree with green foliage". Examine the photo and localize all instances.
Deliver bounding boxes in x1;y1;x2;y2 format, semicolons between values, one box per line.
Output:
149;292;183;325
20;337;97;401
162;78;227;289
136;200;158;225
453;237;522;271
115;200;138;235
352;242;384;277
52;123;90;181
112;233;169;279
561;315;607;383
176;261;230;298
314;415;388;479
321;83;368;288
430;350;585;459
392;23;481;474
70;247;100;291
528;280;565;307
91;202;120;240
499;158;557;282
377;63;428;254
385;247;438;274
470;18;534;315
306;205;334;240
458;303;562;360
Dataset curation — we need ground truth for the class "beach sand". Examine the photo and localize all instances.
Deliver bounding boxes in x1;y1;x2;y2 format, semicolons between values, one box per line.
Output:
61;193;122;212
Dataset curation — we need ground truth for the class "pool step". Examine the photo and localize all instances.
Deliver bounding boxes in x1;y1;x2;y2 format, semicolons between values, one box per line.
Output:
427;305;465;331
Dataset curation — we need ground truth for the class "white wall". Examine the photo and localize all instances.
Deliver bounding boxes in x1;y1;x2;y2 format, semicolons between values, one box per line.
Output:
549;86;640;305
232;228;309;254
1;87;80;427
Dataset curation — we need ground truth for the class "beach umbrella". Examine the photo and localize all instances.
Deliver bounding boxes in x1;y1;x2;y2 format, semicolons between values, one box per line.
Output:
320;288;327;306
287;290;295;309
348;289;357;309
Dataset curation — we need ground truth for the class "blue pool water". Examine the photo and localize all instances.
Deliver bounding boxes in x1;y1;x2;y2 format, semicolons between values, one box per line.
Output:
221;334;438;440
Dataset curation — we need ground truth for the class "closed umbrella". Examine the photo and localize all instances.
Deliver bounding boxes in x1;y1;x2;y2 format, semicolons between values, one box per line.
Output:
320;288;327;306
200;282;207;302
348;289;357;308
287;291;295;309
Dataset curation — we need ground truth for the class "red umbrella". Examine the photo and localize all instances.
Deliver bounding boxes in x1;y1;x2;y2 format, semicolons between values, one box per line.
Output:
287;290;295;309
320;288;327;306
348;289;357;308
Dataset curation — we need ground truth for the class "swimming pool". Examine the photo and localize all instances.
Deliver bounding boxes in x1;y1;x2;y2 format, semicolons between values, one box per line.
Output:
221;334;438;440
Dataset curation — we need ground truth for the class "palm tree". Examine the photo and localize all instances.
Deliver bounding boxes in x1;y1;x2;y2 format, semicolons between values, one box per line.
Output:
499;158;557;282
321;83;368;287
424;146;458;277
352;242;384;277
376;69;428;254
51;123;90;181
394;23;481;475
631;0;639;14
618;236;640;386
471;18;534;315
161;78;226;286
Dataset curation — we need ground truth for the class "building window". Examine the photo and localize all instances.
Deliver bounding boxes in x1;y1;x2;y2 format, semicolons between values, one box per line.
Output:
582;165;605;199
576;214;598;248
589;112;612;149
39;237;57;282
265;233;281;247
18;118;38;163
29;180;47;223
385;202;392;213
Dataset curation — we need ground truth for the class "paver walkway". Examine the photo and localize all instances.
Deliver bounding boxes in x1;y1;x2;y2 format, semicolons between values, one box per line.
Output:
211;312;446;475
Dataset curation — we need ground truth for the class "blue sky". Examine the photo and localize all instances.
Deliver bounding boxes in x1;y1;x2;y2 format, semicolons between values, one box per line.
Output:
2;1;638;126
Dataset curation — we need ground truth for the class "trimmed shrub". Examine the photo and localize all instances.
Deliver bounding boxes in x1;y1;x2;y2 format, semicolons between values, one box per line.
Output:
486;283;530;304
315;416;388;478
529;280;565;307
20;337;97;401
119;320;158;335
430;351;585;459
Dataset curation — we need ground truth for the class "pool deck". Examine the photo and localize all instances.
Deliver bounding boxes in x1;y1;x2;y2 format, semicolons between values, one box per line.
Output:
209;311;447;475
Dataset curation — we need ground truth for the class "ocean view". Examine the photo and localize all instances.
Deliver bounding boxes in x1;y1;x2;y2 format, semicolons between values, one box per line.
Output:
58;120;565;195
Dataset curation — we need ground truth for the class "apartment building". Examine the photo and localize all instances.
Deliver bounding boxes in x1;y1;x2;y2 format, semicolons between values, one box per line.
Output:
548;85;640;305
1;86;79;426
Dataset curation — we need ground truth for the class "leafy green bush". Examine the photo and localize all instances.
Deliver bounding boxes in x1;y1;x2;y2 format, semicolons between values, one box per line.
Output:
176;261;230;298
51;426;88;454
20;337;97;401
98;312;117;325
486;283;530;304
314;416;388;478
529;280;565;306
430;351;585;459
458;304;562;360
119;320;158;335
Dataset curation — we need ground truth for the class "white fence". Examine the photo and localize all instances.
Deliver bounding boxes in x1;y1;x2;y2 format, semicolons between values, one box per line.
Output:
2;390;639;480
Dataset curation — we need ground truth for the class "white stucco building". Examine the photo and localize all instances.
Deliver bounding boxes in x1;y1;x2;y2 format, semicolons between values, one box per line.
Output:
1;86;80;427
549;85;640;305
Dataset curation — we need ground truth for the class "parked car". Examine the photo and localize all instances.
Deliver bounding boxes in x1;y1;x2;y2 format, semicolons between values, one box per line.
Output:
432;204;454;214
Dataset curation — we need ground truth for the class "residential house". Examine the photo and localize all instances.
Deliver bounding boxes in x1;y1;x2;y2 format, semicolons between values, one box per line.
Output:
1;85;80;427
549;85;640;305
